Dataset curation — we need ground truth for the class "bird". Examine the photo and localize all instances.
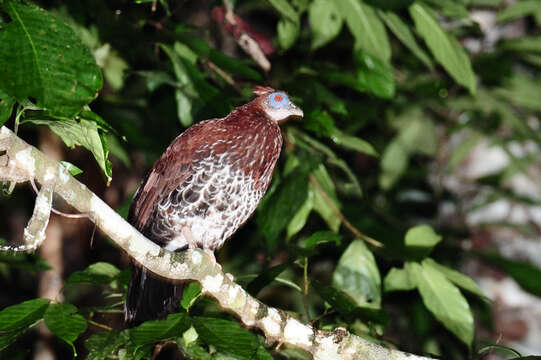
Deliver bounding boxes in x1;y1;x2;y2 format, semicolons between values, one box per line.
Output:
125;86;303;325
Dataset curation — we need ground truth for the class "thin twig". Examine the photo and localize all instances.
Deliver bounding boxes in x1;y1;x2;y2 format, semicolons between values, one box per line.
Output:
88;319;113;331
309;175;383;248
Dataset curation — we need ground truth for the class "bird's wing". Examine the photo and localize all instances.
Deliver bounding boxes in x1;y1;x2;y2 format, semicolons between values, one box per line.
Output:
128;119;220;234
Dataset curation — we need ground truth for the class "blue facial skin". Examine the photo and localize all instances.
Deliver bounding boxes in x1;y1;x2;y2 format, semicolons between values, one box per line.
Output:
268;92;290;108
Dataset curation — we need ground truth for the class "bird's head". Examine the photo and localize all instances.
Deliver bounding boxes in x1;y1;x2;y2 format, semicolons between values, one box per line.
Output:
253;86;303;123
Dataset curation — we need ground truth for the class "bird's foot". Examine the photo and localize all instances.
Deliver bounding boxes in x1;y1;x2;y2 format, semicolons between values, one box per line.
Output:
203;248;222;270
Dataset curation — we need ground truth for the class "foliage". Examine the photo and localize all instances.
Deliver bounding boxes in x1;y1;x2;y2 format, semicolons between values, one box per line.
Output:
1;0;541;358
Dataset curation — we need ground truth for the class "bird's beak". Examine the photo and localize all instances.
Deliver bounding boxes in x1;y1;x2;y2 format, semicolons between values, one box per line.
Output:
290;104;304;119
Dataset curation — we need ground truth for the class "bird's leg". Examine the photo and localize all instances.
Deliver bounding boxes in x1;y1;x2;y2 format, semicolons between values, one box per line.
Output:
182;227;197;250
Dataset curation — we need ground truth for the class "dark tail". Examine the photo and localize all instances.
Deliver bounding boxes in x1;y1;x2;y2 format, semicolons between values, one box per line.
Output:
125;263;184;327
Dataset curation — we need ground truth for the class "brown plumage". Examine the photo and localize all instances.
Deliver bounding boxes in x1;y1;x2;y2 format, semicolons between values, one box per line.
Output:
125;86;303;325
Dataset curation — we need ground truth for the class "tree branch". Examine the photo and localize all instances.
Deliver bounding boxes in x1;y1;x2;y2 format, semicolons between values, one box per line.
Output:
0;126;432;360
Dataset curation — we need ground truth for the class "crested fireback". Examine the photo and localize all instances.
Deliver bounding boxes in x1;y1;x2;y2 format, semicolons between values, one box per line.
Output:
125;86;303;325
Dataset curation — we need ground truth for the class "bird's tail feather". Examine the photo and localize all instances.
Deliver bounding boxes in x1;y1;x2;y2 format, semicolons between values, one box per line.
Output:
125;263;184;327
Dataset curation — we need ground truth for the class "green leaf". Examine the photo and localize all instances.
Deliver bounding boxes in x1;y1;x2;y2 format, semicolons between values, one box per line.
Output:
246;262;290;296
311;164;342;232
277;19;299;51
304;109;335;137
84;330;129;360
267;0;299;22
160;44;196;127
312;280;388;324
410;3;476;94
423;0;469;19
0;298;50;332
404;225;442;250
305;231;342;251
66;262;121;285
180;283;202;311
384;267;416;292
309;0;343;50
286;188;314;239
257;167;310;250
412;262;474;347
22;118;112;182
335;0;391;62
130;313;191;346
330;128;378;157
502;36;541;53
44;303;87;355
0;89;15;126
494;73;541;112
0;1;102;117
497;0;541;23
477;251;541;297
379;11;433;70
423;259;486;300
333;240;381;308
60;161;83;177
355;49;395;99
192;317;273;360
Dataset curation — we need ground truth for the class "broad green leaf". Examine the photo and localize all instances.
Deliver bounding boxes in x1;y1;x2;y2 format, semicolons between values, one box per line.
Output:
246;262;290;296
447;130;482;172
130;313;190;346
94;43;129;91
0;89;15;126
355;49;395;99
257;167;310;250
309;0;343;50
268;0;299;22
160;44;196;127
404;225;442;250
412;262;474;347
333;240;381;308
312;280;389;324
384;267;416;292
379;11;433;70
193;317;273;360
497;0;541;23
66;262;121;285
180;283;202;311
423;259;486;300
311;164;342;232
22;118;112;182
44;303;87;355
410;3;476;94
0;298;50;332
85;330;130;360
0;1;102;117
335;0;391;62
304;109;335;137
330;128;378;157
287;187;314;239
277;19;299;50
174;41;198;64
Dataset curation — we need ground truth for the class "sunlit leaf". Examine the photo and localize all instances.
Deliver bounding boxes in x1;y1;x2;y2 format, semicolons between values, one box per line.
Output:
309;0;343;50
277;19;300;51
410;3;476;94
379;11;433;70
411;262;474;347
497;0;541;23
423;259;486;300
384;267;416;292
181;283;202;311
404;225;442;250
335;0;391;62
333;240;381;308
268;0;299;22
355;49;395;99
66;262;121;285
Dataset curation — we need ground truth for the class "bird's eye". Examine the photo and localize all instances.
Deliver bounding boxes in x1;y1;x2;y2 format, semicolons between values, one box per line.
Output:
268;92;289;108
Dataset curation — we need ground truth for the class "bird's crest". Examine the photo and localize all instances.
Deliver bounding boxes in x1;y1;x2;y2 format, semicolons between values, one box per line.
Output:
253;85;276;96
